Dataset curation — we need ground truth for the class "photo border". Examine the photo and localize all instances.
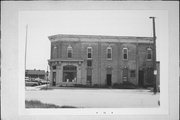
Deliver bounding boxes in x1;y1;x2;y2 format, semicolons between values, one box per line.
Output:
1;1;179;120
18;10;168;115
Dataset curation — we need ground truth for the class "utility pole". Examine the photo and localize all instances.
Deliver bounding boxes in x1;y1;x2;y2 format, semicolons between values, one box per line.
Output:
149;17;157;94
25;25;28;74
46;65;49;90
47;66;49;81
136;39;139;87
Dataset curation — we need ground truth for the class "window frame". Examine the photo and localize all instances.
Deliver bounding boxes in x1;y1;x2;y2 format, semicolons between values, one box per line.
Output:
86;75;92;84
87;60;92;67
122;67;128;82
67;45;73;58
122;48;128;60
86;68;92;85
147;47;152;61
87;46;92;59
130;70;136;77
106;46;112;60
52;45;57;59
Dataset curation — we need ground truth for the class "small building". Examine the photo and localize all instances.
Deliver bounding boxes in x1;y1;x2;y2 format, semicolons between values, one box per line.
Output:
25;69;46;80
48;34;159;87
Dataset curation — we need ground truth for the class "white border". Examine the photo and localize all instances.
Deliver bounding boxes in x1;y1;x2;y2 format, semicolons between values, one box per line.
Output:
18;10;168;116
2;1;179;120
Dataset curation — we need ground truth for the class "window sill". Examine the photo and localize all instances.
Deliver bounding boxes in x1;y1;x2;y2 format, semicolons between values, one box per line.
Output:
146;59;152;61
107;58;112;60
86;67;93;69
123;59;128;61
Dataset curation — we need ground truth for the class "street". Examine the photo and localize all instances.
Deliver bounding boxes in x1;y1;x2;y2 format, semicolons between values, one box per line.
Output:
25;87;160;108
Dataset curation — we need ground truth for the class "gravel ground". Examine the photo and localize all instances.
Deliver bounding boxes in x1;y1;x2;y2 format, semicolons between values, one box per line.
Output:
25;88;160;108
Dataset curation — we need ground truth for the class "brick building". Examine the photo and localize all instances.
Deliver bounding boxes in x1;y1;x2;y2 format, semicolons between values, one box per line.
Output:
25;69;46;80
48;34;157;87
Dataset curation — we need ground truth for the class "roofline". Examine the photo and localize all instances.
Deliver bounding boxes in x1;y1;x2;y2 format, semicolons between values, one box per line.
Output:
48;34;153;42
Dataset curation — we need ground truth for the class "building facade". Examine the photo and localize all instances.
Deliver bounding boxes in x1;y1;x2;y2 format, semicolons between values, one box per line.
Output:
48;34;156;87
25;69;46;80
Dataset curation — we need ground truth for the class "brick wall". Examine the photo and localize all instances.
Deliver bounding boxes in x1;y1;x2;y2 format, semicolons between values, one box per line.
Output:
49;35;154;87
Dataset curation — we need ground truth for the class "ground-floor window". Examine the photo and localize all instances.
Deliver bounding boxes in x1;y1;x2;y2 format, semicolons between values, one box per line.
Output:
130;70;136;77
87;60;92;67
63;72;77;82
122;68;128;81
87;68;92;85
87;75;92;84
52;66;56;70
63;65;77;82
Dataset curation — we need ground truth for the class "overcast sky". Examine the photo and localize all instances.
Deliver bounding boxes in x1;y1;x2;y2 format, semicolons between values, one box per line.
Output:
19;10;168;71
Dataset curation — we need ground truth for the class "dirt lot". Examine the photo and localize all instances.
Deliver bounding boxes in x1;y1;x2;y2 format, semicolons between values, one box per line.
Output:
25;88;160;108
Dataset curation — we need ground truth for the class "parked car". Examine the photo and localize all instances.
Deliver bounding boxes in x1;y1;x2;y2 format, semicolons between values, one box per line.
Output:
31;78;42;85
25;81;39;86
25;77;40;86
39;79;50;84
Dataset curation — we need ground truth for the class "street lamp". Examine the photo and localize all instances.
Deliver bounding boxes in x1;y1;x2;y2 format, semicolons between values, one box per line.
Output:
149;17;157;94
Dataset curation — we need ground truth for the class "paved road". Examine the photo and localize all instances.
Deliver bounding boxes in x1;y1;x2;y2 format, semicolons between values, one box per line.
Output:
25;88;159;108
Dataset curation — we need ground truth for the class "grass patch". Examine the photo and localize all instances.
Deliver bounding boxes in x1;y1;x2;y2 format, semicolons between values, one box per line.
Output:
112;82;137;89
25;100;77;108
40;87;54;90
40;81;140;90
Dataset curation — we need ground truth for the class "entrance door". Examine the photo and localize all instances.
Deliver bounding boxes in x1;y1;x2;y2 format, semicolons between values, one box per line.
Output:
52;72;56;86
146;68;154;86
106;74;112;86
138;70;144;87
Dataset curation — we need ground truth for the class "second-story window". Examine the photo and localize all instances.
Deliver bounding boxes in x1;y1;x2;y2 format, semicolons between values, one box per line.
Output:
123;48;128;60
67;45;72;58
107;46;112;60
87;47;92;59
53;45;57;59
147;47;152;60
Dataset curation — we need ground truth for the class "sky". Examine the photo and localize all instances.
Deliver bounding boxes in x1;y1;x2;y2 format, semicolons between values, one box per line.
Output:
19;10;168;71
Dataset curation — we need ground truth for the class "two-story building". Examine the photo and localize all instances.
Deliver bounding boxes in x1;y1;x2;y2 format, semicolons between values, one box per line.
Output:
48;34;157;87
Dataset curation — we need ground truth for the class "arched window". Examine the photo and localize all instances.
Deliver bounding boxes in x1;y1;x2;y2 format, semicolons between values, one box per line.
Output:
67;45;72;58
87;47;92;59
53;45;57;58
106;46;112;60
147;47;152;60
123;48;128;60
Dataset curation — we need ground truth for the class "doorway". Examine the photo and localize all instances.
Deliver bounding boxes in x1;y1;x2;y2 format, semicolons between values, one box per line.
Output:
106;74;112;86
146;68;154;85
138;70;144;87
52;72;56;86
